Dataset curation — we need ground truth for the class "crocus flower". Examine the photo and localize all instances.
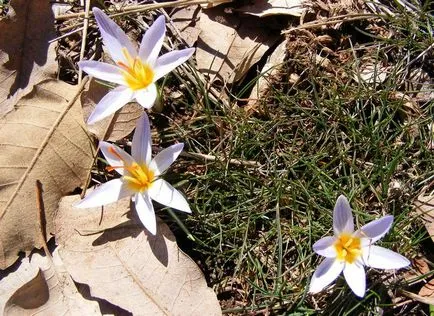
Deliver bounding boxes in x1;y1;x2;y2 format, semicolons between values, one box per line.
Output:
79;8;194;124
309;195;410;297
75;113;191;235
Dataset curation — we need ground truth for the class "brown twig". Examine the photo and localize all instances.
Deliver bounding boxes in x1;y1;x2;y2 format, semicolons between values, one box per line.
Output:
78;0;91;84
35;180;50;258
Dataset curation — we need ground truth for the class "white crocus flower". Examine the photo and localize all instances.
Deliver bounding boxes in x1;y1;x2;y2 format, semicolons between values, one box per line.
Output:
309;195;410;297
79;8;194;124
75;113;191;235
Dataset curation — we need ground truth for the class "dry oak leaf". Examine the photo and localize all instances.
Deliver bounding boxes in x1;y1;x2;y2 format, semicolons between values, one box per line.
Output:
414;194;434;242
0;0;57;116
171;6;202;47
0;250;100;315
81;78;143;142
0;79;95;269
237;0;305;17
55;194;222;316
196;6;280;83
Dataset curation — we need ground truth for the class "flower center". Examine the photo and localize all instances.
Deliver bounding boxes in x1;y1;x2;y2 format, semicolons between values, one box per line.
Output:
106;147;155;193
117;48;154;91
334;233;362;264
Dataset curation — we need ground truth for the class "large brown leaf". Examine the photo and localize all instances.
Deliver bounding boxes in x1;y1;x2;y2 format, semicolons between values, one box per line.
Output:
55;194;222;316
0;0;57;115
196;6;279;83
0;250;100;315
0;79;95;269
413;194;434;242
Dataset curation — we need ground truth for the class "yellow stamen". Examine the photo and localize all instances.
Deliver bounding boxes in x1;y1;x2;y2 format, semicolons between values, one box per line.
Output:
334;233;362;264
106;146;155;192
117;48;154;91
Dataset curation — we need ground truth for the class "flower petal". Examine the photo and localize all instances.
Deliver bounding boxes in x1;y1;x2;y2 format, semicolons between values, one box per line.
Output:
134;84;157;109
148;179;191;213
309;258;344;294
153;48;195;81
149;143;184;176
356;215;393;245
135;192;157;235
87;86;133;124
313;236;337;258
78;60;125;85
333;195;354;235
74;179;131;208
362;245;410;270
131;112;152;165
92;8;137;63
99;141;135;176
138;15;165;66
343;261;366;297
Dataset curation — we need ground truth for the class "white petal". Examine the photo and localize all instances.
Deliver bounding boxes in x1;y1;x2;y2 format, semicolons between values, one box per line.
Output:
99;141;135;176
343;261;366;297
356;215;393;244
92;8;137;63
87;86;133;124
134;84;157;109
149;143;184;176
78;60;125;85
132;112;152;165
74;179;131;208
362;245;410;270
333;195;354;235
138;15;165;66
154;48;195;81
309;258;344;294
149;179;191;213
135;192;157;235
313;236;337;258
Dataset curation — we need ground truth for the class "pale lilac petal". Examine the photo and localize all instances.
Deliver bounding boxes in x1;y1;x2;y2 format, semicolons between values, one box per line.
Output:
343;261;366;297
134;84;157;109
132;112;151;165
148;179;191;213
135;192;156;235
153;48;195;81
333;195;354;235
87;86;133;124
356;215;393;245
99;141;135;176
74;179;131;208
139;15;165;66
93;8;137;63
313;236;337;258
309;258;344;294
149;143;184;176
78;60;125;85
362;245;410;270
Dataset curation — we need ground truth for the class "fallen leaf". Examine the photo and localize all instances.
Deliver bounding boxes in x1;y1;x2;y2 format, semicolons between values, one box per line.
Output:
55;194;222;316
246;39;287;114
414;194;434;242
196;6;279;83
353;61;389;85
0;0;57;115
171;6;202;47
200;0;233;9
81;78;143;141
237;0;305;17
0;79;95;269
419;278;434;299
0;250;100;315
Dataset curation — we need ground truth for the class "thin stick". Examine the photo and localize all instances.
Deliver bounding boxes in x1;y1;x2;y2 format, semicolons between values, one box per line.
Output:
35;180;51;258
180;151;261;168
78;0;91;84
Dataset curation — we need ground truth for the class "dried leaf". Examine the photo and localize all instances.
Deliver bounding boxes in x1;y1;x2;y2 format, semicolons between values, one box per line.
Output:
419;277;434;299
238;0;305;17
200;0;233;9
55;194;222;316
0;250;100;315
81;78;143;141
0;79;94;269
0;0;57;115
196;7;279;83
246;39;287;114
171;6;202;47
353;62;388;85
414;194;434;242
